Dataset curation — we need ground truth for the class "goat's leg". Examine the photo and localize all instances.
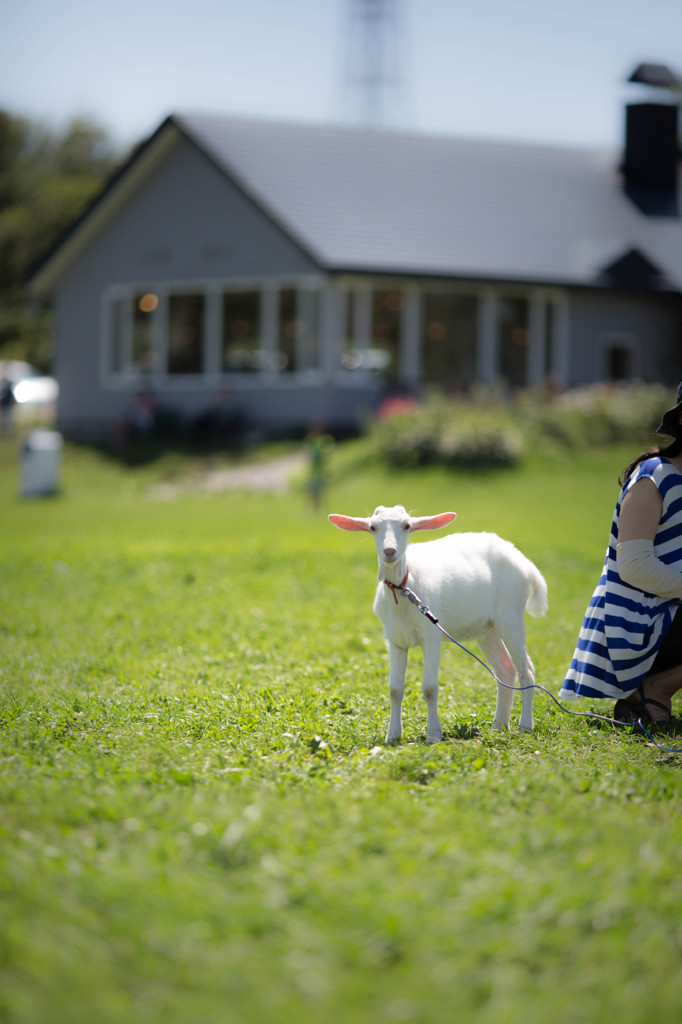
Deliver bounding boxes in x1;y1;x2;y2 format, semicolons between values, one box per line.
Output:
496;620;536;733
386;642;408;743
422;634;443;743
478;629;516;731
516;652;536;734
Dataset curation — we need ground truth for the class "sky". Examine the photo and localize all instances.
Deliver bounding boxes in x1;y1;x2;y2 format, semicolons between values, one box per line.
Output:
2;0;682;155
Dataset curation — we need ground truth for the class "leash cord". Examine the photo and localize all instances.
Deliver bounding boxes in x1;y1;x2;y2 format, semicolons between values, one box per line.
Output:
398;583;682;754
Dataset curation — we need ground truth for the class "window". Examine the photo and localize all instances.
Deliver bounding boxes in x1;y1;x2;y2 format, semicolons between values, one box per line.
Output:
276;287;323;373
106;293;157;376
370;290;402;375
544;301;554;381
339;289;402;375
168;293;204;375
222;290;261;372
422;293;477;389
298;289;322;372
339;290;365;370
277;288;298;373
132;292;157;373
104;280;567;392
105;280;326;382
608;345;633;381
498;298;529;388
601;333;637;382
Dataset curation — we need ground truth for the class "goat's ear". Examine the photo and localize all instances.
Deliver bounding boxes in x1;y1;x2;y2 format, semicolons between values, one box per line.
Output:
328;514;371;532
410;512;457;532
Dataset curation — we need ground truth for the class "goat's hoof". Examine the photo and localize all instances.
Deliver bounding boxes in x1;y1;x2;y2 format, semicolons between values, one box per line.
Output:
491;720;510;732
519;722;534;734
385;733;402;744
426;732;442;745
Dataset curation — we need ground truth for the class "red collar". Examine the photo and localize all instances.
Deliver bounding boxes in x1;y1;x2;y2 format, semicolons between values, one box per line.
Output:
384;569;409;604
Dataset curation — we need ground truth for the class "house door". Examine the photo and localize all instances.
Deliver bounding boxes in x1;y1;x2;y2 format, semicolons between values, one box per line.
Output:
603;335;638;381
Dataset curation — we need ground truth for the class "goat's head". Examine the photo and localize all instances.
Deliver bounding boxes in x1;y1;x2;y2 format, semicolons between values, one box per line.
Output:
329;505;457;577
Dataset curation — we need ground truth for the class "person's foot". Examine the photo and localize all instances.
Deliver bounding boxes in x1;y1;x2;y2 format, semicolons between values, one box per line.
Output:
639;679;673;722
615;685;671;724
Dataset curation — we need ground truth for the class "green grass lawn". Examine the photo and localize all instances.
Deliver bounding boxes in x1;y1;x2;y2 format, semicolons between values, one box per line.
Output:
1;435;681;1024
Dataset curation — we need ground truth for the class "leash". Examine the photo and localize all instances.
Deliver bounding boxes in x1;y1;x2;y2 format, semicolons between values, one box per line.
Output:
390;578;682;754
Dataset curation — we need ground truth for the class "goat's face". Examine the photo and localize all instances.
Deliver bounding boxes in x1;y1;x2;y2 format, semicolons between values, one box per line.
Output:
329;505;457;572
368;505;413;566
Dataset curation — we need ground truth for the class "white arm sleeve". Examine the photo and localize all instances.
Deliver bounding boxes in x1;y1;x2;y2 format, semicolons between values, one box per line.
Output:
616;538;682;601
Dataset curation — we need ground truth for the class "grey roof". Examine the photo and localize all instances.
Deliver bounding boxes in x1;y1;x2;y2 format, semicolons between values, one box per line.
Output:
173;113;682;289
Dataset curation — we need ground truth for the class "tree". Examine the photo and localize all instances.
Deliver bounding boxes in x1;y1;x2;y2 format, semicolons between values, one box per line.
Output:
0;112;121;370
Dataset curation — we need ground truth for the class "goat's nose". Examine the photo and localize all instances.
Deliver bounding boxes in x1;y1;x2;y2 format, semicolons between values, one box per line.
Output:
383;546;397;561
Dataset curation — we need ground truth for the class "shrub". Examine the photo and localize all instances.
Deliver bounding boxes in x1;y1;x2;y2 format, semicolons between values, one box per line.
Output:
367;382;672;469
524;381;671;450
369;391;523;469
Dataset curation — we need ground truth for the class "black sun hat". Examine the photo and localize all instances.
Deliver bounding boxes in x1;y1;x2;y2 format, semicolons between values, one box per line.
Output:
657;381;682;436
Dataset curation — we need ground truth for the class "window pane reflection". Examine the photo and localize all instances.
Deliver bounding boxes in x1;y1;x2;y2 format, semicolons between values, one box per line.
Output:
168;294;204;374
498;297;528;388
132;293;155;373
278;288;297;372
422;293;477;389
222;290;261;372
298;290;321;372
370;290;402;374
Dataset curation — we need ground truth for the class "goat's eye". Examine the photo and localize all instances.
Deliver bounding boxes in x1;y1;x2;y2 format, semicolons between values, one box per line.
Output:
403;522;411;531
369;524;377;532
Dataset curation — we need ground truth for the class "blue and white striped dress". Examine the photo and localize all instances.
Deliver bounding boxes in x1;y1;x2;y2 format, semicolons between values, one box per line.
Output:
560;457;682;701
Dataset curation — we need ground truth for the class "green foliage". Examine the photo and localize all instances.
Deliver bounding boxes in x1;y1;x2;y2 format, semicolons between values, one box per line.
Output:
368;382;672;470
1;437;682;1024
0;111;120;369
369;391;524;469
524;380;672;450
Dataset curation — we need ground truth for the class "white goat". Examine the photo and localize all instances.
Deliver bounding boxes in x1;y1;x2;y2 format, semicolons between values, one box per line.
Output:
329;504;548;742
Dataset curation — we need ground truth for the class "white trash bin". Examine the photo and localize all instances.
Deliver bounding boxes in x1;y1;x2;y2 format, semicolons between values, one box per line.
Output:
21;429;63;498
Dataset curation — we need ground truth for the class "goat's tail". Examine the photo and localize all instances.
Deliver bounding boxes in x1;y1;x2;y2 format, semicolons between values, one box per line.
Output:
525;564;549;618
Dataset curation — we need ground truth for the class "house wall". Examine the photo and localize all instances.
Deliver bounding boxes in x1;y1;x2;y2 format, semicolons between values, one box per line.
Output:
567;288;682;385
50;131;682;441
54;134;331;439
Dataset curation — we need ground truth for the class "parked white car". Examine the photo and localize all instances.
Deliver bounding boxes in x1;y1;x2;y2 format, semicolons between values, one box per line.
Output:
0;360;58;421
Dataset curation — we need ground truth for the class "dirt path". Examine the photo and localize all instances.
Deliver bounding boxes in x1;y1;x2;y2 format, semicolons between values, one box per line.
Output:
149;451;307;500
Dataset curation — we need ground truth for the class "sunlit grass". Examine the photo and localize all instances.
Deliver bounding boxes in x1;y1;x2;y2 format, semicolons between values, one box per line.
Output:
1;435;681;1024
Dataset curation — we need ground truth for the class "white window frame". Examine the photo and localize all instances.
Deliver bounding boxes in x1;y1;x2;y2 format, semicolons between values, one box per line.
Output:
101;274;571;393
101;275;328;392
332;276;570;390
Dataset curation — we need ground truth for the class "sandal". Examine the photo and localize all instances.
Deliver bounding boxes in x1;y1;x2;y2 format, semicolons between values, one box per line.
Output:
613;683;671;726
639;681;672;724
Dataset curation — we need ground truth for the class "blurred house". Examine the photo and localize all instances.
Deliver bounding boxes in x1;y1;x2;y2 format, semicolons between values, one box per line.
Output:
30;66;682;440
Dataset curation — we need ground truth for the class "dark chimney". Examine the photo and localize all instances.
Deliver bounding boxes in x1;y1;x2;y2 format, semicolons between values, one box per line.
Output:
622;64;680;216
623;103;679;215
